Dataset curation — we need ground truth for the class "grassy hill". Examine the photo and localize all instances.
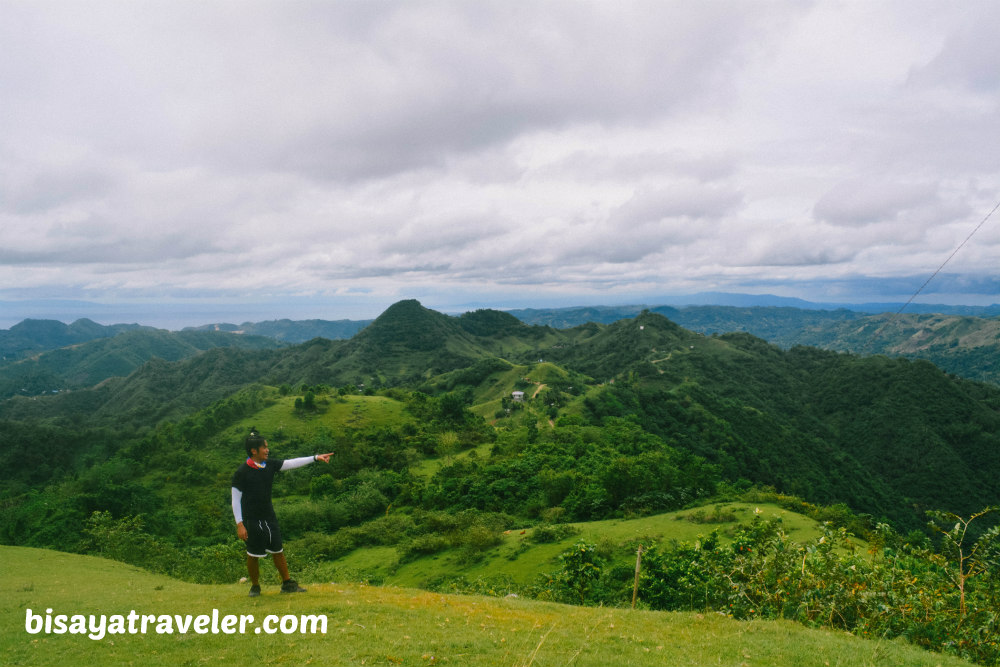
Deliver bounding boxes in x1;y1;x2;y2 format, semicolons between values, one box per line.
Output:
0;545;972;667
318;502;837;591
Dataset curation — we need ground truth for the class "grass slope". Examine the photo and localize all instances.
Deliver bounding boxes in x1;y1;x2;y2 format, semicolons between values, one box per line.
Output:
320;503;840;591
225;393;410;444
1;546;970;667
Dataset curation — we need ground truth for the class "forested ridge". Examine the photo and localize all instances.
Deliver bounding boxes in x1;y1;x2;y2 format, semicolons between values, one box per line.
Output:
2;300;1000;664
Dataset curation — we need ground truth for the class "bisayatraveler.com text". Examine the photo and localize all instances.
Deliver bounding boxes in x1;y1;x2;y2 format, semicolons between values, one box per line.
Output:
25;608;327;640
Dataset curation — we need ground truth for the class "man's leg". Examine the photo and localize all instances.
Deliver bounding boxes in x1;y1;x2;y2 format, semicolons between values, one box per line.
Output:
272;552;306;593
247;555;260;586
272;551;291;581
246;555;262;597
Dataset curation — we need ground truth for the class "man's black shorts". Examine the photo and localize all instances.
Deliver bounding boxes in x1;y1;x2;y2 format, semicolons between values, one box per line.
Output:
245;518;283;558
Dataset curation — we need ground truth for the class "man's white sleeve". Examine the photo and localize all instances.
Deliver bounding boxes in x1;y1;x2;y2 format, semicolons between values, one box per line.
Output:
231;487;243;524
281;455;316;471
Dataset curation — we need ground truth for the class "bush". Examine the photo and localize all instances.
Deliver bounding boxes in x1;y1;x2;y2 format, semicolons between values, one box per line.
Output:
397;534;450;562
188;542;245;584
82;511;181;576
291;530;357;560
530;523;580;544
553;541;604;605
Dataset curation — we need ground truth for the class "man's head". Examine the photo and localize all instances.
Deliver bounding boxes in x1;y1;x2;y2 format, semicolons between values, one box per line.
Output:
244;427;268;461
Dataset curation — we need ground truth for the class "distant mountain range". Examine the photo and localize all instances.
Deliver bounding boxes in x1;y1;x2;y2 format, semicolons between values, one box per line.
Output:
3;299;999;532
183;318;372;342
3;295;999;393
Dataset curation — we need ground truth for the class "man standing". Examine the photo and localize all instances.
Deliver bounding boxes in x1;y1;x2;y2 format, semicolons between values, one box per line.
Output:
231;427;335;597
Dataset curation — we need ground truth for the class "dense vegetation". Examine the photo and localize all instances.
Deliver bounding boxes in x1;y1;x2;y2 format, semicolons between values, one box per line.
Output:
0;329;286;400
512;304;1000;385
183;317;371;342
2;300;1000;664
538;504;1000;667
0;318;150;360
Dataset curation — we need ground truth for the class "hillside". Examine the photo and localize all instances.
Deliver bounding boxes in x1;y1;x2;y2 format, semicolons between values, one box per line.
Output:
183;317;372;342
4;299;1000;663
0;546;974;667
509;304;1000;386
3;302;1000;532
533;312;1000;527
183;303;1000;386
0;329;287;400
784;312;1000;384
0;318;151;361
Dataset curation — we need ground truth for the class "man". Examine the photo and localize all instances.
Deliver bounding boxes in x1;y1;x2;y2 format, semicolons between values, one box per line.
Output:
231;427;335;597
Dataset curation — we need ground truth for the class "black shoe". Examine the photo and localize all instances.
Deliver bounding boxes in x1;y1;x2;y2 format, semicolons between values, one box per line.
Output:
280;579;306;593
248;585;261;597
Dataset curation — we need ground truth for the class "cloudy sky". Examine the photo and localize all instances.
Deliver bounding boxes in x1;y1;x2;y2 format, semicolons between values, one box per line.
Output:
2;1;999;327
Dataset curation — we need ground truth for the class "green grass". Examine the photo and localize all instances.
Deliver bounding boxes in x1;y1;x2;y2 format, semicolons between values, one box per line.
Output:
409;441;495;479
1;546;971;667
317;503;860;591
226;393;411;445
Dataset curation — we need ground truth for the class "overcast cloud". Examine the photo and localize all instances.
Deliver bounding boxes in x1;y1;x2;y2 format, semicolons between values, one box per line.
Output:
1;1;999;327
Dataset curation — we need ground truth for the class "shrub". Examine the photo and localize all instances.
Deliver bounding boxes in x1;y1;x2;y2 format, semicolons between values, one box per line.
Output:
397;534;450;562
530;523;580;544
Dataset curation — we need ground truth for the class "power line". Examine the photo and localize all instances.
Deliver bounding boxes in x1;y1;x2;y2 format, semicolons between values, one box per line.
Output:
865;196;1000;353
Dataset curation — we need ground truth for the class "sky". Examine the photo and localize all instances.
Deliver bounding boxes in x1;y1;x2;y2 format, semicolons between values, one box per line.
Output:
2;1;999;328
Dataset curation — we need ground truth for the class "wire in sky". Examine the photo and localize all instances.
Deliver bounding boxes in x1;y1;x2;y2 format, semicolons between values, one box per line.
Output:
865;196;1000;352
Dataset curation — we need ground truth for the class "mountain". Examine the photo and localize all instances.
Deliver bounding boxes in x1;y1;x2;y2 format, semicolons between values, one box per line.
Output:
529;311;1000;526
4;300;999;666
183;318;372;342
2;300;998;530
508;304;1000;386
0;329;288;400
778;312;1000;384
0;318;151;361
507;296;1000;327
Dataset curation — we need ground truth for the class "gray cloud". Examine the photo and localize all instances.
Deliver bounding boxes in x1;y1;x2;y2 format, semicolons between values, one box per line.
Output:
813;179;945;227
1;1;999;324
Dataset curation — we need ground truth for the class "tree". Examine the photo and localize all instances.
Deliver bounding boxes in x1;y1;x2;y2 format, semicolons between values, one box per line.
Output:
555;541;604;604
927;506;1000;616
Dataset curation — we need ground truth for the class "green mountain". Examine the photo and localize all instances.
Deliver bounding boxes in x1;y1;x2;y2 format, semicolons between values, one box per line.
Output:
0;318;151;361
4;300;1000;667
2;301;999;532
0;329;287;400
510;304;1000;386
781;312;1000;383
0;346;285;431
261;301;569;390
258;299;490;389
183;317;372;342
527;311;1000;524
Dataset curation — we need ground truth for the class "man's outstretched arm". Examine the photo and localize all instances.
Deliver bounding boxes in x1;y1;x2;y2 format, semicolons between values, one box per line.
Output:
280;452;336;470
